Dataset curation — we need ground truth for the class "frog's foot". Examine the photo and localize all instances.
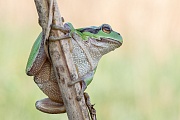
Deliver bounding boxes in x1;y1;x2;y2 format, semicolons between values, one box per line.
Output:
84;92;97;120
35;98;66;114
68;79;87;101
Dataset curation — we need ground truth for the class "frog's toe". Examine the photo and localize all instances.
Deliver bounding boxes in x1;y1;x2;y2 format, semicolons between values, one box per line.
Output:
35;98;66;114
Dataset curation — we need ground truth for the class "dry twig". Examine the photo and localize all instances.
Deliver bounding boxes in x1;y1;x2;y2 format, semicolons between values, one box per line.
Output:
34;0;91;119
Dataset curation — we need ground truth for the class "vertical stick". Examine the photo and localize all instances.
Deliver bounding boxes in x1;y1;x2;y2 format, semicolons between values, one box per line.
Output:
34;0;90;119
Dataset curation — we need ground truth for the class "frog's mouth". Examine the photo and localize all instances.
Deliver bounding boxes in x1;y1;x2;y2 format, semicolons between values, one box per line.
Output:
100;38;122;47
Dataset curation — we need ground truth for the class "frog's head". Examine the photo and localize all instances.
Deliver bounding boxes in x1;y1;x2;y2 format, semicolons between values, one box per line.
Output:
78;24;123;55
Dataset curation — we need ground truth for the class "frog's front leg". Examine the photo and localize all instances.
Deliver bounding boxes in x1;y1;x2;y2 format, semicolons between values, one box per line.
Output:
68;79;87;101
49;23;71;41
51;24;70;33
68;70;95;101
36;98;66;114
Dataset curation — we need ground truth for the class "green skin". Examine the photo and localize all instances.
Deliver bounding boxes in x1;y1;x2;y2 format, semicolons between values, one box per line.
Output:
26;23;123;114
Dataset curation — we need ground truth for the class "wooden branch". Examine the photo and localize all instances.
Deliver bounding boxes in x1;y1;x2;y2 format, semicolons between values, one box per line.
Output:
34;0;90;119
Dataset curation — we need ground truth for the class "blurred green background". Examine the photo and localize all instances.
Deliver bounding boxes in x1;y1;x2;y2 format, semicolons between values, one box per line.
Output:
0;0;180;120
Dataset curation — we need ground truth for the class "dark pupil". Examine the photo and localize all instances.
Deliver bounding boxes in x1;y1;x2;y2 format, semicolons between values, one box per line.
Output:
103;26;110;31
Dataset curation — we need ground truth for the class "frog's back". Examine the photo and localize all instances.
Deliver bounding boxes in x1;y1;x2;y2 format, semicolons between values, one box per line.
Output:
26;33;47;76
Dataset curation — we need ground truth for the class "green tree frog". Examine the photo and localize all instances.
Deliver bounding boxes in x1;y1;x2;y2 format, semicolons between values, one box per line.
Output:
26;22;123;114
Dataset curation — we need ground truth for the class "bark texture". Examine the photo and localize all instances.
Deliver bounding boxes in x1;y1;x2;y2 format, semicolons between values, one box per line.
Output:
34;0;90;119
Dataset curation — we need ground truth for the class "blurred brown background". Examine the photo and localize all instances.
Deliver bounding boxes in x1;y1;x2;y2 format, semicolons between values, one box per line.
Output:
0;0;180;120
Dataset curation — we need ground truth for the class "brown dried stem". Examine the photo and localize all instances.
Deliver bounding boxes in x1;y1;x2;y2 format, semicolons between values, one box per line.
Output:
34;0;90;119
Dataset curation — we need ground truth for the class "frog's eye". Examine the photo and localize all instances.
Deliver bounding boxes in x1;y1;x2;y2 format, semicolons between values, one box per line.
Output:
102;24;112;34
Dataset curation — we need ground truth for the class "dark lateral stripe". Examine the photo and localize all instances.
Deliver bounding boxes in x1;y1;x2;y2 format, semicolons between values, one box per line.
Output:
79;28;100;34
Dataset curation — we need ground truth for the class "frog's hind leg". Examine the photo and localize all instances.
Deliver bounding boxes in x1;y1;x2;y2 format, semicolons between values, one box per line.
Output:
34;59;65;114
35;98;66;114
